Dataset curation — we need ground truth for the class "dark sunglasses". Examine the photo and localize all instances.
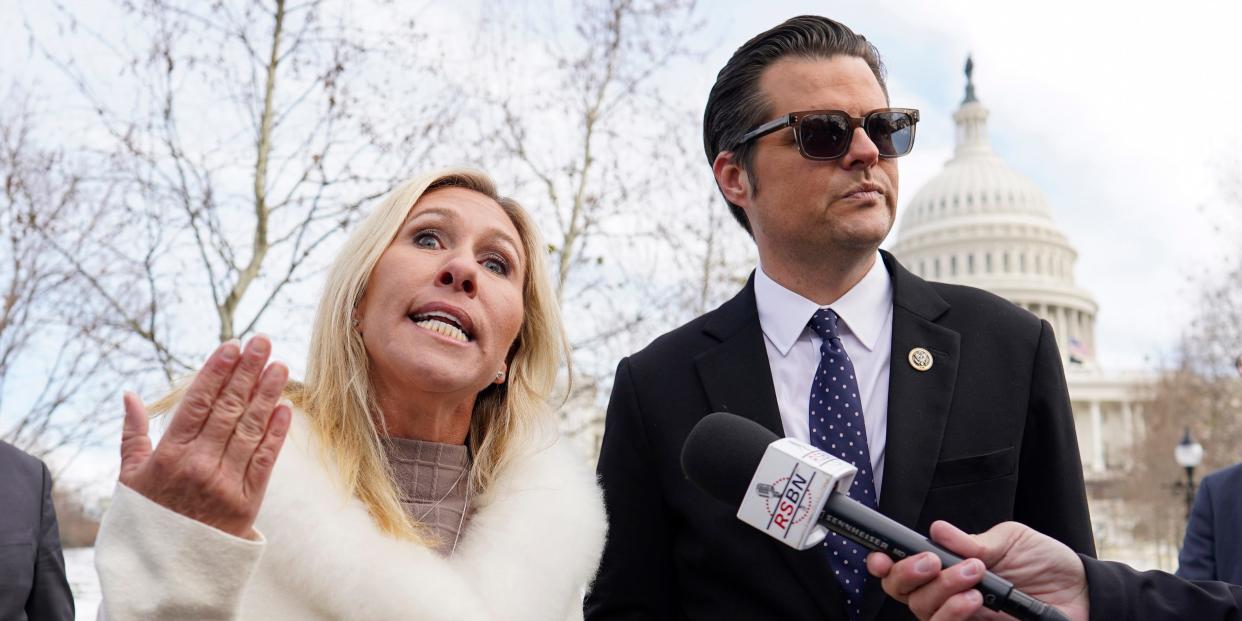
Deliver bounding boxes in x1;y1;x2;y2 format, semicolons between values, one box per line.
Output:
734;108;920;160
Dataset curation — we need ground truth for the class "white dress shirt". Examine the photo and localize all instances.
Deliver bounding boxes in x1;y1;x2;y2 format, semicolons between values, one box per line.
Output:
754;254;894;498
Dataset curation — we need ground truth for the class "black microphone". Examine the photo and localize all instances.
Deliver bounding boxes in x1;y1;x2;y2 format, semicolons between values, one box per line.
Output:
681;412;1070;621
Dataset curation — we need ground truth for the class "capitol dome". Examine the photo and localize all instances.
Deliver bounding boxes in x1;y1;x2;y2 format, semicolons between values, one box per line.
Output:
890;58;1099;368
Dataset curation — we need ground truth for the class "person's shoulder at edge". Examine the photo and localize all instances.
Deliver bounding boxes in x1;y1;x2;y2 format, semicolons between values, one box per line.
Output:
1201;461;1242;488
0;439;43;473
921;279;1044;337
885;256;1045;346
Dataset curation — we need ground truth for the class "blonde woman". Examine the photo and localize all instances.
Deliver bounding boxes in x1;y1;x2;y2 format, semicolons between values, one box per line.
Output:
94;170;606;620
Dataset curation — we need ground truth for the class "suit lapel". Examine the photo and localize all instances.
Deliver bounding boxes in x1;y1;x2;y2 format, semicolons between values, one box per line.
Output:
694;275;846;620
862;252;960;620
693;274;782;433
876;251;959;526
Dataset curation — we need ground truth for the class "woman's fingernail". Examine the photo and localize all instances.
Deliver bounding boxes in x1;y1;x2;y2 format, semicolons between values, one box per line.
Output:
250;335;270;354
221;341;240;361
914;554;934;573
961;560;982;578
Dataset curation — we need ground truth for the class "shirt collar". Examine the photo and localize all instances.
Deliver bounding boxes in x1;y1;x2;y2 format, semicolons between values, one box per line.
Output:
755;253;893;356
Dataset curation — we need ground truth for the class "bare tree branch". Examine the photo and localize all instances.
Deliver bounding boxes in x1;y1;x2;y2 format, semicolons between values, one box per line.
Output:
0;88;135;457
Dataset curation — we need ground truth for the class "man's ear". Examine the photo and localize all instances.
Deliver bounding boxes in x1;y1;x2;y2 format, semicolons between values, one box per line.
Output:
712;150;752;208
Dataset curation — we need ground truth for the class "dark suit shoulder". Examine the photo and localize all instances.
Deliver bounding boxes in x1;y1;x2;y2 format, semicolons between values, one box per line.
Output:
1086;555;1242;619
1201;462;1242;491
928;281;1040;328
628;312;713;365
925;281;1046;353
0;441;48;533
0;440;44;480
885;252;1043;345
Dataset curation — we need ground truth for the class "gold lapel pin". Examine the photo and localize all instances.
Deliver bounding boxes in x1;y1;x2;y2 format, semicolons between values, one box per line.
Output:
908;347;934;371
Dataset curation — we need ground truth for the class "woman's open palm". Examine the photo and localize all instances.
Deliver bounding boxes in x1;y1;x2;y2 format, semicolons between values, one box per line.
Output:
118;336;292;539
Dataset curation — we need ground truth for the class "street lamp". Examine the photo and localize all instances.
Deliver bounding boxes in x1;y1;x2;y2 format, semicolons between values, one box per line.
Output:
1173;427;1203;519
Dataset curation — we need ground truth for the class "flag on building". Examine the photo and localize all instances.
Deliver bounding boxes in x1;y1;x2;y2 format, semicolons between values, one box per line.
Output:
1068;337;1089;364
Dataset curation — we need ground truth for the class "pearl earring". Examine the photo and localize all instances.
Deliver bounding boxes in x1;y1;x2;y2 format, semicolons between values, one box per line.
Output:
495;371;505;382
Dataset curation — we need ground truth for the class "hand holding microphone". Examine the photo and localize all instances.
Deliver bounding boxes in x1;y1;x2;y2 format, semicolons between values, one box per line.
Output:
680;412;1073;621
866;520;1088;621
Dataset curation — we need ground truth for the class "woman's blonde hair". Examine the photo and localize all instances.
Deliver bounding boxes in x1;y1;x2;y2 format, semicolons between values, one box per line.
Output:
290;168;566;542
158;168;566;543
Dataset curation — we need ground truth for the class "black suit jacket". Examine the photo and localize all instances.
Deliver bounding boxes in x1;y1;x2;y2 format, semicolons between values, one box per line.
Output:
0;441;74;621
1087;555;1242;619
1178;462;1242;584
586;252;1095;620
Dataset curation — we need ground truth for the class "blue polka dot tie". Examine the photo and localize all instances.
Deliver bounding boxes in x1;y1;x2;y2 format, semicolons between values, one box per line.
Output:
808;308;877;621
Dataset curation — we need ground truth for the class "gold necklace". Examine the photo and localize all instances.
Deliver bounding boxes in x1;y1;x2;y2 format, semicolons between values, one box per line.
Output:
415;465;468;523
412;463;472;557
448;477;471;559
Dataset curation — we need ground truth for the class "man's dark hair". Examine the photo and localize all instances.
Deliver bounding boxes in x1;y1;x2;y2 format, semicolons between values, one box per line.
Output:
702;15;888;235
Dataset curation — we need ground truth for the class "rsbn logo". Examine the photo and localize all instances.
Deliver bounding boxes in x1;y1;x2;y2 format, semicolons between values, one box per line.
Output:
757;473;814;535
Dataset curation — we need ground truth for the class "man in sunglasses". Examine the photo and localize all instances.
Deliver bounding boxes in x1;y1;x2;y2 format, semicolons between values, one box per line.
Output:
587;14;1095;621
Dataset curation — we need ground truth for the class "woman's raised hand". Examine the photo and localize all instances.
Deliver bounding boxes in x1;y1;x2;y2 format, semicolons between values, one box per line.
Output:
118;336;292;539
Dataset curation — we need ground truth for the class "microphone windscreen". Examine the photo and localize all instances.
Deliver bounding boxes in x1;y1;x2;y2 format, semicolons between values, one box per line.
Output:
681;412;779;507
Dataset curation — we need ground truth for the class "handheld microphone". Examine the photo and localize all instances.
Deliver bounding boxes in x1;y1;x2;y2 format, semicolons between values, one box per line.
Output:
680;412;1069;621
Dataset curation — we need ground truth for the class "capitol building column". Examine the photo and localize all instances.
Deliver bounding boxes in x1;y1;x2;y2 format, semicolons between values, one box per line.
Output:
1089;400;1104;473
1070;310;1082;355
1055;306;1068;361
1121;400;1135;468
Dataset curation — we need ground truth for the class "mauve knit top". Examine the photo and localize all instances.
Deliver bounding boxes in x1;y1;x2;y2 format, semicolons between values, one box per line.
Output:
383;437;472;556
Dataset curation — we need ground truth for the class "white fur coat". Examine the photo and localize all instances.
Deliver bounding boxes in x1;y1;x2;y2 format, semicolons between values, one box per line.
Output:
95;410;607;620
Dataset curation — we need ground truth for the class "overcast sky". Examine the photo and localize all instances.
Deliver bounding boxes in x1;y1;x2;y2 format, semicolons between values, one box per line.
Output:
6;0;1242;488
